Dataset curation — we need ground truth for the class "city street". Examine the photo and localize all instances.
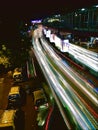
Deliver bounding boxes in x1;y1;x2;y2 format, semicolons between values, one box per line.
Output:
0;42;97;130
0;49;45;130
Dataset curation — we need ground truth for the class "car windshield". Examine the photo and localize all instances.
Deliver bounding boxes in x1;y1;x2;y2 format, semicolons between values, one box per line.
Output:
8;94;19;99
36;98;46;106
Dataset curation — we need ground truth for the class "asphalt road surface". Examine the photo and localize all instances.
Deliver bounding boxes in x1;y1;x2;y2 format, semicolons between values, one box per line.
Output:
0;49;46;130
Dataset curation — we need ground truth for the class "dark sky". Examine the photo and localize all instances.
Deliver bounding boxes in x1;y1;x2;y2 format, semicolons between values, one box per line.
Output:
0;0;98;42
0;0;98;20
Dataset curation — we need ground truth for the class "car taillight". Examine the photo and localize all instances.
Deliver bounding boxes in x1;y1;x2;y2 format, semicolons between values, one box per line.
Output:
45;103;48;107
35;106;38;110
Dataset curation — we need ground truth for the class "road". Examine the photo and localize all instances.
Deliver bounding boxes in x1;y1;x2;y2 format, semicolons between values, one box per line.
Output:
0;51;45;130
0;38;97;130
33;35;98;128
0;47;69;130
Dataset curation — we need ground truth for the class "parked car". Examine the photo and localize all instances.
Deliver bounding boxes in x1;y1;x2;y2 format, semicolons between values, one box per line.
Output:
32;88;49;111
7;86;25;108
0;109;24;130
13;68;23;83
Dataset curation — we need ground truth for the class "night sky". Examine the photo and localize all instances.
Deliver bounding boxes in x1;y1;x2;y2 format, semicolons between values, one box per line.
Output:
0;0;98;42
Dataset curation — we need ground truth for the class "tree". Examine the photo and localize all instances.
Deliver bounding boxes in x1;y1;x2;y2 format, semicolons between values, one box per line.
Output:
0;44;11;73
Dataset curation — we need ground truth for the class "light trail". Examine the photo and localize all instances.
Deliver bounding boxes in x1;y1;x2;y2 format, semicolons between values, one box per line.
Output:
32;28;98;130
40;38;98;106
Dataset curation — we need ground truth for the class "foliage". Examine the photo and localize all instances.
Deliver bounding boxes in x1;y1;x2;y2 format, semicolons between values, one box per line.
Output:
0;45;11;68
0;21;32;72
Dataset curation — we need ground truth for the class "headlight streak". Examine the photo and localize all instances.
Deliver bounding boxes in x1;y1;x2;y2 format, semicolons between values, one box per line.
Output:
68;47;98;72
71;86;98;125
69;46;98;71
45;28;98;61
33;38;72;130
69;43;98;59
32;37;97;129
33;41;89;130
32;29;98;129
40;38;98;106
45;52;98;129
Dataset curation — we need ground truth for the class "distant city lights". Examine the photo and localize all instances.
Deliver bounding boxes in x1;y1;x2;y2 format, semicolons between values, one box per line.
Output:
31;19;42;24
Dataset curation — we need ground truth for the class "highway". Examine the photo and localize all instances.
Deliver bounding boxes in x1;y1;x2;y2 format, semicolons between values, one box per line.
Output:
32;27;98;130
0;26;97;129
44;28;98;77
